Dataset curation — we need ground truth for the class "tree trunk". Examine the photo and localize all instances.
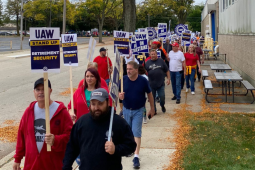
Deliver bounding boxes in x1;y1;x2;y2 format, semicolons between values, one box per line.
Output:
123;0;136;32
16;14;19;36
98;20;103;43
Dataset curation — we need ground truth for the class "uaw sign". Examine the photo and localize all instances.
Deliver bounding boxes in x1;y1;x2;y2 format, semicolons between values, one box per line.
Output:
131;35;138;55
30;27;60;72
174;24;188;37
109;47;121;104
114;31;129;57
138;28;146;32
182;30;191;46
158;23;167;43
146;27;157;40
61;34;78;66
135;32;149;53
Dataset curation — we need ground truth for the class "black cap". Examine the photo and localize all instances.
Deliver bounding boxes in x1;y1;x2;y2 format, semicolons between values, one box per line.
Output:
34;78;51;89
99;47;107;52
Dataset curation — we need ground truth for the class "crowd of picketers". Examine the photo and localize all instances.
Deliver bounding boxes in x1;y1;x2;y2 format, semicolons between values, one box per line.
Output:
12;35;204;170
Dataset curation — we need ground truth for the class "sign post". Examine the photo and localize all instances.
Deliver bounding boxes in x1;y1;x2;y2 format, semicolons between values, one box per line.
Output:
30;27;61;151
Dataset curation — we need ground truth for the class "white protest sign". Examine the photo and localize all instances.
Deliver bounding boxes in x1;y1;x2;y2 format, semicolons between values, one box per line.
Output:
158;23;167;43
135;32;149;53
86;36;97;62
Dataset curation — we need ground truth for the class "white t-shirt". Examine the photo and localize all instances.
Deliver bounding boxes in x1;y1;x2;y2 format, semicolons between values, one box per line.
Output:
125;55;139;64
168;50;185;72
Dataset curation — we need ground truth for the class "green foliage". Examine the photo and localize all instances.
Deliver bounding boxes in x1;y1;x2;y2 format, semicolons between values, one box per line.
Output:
187;5;204;31
0;0;3;25
172;0;194;24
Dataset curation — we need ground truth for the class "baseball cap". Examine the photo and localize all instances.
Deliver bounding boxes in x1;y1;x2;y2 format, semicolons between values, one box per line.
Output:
99;47;107;52
34;78;51;89
172;42;179;47
90;88;109;102
152;41;159;45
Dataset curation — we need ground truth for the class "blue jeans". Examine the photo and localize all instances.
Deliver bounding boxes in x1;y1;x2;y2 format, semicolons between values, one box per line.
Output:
170;71;182;99
105;79;110;86
151;85;165;112
123;106;144;137
186;69;196;92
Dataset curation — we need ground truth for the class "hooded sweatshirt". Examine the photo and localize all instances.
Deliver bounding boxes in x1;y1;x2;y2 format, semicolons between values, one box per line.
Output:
62;108;137;170
14;101;73;170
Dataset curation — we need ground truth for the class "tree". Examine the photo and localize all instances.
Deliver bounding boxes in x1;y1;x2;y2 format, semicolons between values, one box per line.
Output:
85;0;122;43
123;0;136;32
0;0;3;25
172;0;194;24
5;0;21;35
24;0;75;30
187;5;203;31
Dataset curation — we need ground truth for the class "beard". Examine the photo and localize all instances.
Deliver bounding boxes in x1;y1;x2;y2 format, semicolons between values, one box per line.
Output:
90;106;109;121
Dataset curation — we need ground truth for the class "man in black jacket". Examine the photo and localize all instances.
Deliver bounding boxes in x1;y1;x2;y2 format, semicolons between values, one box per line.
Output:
63;88;136;170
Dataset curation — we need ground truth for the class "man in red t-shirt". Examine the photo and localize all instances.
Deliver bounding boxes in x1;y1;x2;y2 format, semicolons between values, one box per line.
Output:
93;47;113;86
193;40;204;82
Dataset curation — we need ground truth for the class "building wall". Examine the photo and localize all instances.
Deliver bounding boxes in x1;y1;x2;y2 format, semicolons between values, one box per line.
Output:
219;0;255;34
201;15;210;37
218;34;255;86
218;0;255;86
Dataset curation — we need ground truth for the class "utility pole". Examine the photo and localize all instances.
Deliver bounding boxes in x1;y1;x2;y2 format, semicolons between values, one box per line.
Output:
20;0;23;50
62;0;66;34
148;14;150;27
50;0;52;27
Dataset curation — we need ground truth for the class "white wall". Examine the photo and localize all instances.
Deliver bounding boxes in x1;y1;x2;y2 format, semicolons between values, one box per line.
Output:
219;0;255;34
202;0;218;21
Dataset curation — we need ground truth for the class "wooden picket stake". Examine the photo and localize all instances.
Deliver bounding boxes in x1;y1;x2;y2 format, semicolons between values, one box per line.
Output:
120;56;123;93
43;72;51;152
142;53;146;64
69;67;75;124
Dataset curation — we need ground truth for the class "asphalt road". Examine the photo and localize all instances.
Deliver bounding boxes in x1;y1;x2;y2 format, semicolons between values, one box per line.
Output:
0;36;111;52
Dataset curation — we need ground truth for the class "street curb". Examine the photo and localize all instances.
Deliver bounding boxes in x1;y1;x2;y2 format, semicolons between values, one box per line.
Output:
0;151;15;168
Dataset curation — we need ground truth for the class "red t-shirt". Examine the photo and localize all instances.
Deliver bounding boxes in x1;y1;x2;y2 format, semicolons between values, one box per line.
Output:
184;53;199;66
93;56;112;80
195;47;203;62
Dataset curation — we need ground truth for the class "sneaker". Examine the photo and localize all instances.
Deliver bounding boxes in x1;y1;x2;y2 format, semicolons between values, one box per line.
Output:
133;157;140;169
176;99;180;104
171;96;177;100
186;88;189;93
143;116;147;124
126;153;134;157
156;96;160;103
161;106;166;113
191;91;195;95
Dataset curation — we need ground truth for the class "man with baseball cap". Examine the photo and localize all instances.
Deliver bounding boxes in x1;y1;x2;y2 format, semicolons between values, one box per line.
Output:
13;78;73;170
63;88;136;170
93;47;113;86
168;43;186;104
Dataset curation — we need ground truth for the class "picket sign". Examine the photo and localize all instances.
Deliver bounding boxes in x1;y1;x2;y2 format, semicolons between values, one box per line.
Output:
43;73;51;151
87;37;97;62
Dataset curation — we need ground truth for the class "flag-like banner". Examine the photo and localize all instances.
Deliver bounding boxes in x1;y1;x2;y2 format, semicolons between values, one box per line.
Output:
30;27;60;73
61;34;78;66
109;47;121;104
114;31;129;57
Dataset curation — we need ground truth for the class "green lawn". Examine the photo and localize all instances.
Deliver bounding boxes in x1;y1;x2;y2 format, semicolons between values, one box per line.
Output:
182;113;255;170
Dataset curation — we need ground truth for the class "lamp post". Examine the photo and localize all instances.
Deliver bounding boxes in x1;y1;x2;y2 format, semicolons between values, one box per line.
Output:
148;14;150;27
62;0;66;34
20;0;23;50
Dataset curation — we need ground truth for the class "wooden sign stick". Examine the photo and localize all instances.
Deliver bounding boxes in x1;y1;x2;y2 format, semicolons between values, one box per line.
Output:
120;56;124;93
142;53;146;65
43;72;51;152
69;67;75;124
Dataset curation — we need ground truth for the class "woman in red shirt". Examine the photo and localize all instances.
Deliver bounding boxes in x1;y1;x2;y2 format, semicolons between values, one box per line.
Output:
68;68;103;122
184;44;201;94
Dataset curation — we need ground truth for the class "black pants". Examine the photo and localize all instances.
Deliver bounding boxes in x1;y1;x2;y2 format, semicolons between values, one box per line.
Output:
180;70;185;89
196;63;201;80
